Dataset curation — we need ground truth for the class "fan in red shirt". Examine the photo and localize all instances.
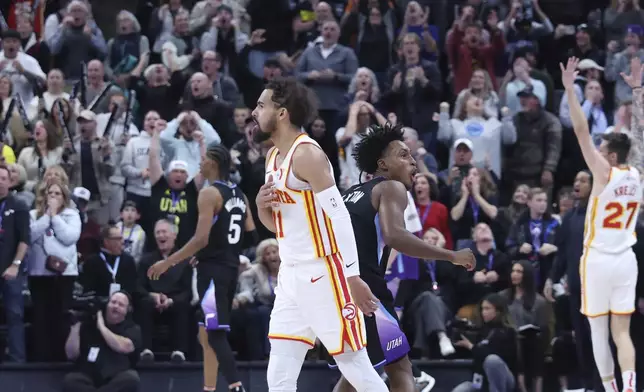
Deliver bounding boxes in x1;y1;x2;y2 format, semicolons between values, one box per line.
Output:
413;173;453;249
8;0;45;38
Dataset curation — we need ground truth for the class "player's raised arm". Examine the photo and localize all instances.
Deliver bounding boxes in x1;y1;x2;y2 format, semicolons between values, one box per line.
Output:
561;57;611;184
148;187;222;279
292;143;379;315
374;180;474;270
623;57;644;172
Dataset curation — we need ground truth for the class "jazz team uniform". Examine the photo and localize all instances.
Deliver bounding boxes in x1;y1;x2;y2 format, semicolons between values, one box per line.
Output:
340;177;409;367
581;166;641;317
196;181;249;329
266;133;366;355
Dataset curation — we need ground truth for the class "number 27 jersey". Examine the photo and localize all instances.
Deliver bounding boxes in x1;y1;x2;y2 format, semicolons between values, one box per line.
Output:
585;166;642;253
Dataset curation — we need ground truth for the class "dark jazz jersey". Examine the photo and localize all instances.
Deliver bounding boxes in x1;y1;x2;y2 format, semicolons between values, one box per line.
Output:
342;177;392;302
196;181;248;268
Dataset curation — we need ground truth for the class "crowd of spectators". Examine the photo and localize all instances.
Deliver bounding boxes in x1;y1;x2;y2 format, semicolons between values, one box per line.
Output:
0;0;643;391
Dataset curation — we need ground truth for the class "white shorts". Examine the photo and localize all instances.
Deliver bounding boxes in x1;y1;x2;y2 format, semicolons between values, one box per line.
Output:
268;254;366;355
580;247;638;317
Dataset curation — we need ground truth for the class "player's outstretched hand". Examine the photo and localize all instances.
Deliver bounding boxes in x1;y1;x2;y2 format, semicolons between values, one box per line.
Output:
148;259;173;280
347;276;379;316
452;249;475;271
560;57;580;90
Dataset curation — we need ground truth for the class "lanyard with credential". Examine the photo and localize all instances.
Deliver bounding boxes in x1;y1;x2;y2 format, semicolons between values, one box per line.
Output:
417;203;432;226
0;200;6;230
469;197;480;224
121;225;136;243
100;253;120;282
425;260;438;291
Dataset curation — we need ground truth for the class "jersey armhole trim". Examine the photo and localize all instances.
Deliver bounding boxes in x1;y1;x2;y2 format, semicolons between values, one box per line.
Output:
266;147;279;171
284;141;327;193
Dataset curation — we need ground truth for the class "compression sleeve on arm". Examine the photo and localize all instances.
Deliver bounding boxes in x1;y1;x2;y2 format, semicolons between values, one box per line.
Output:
315;185;360;277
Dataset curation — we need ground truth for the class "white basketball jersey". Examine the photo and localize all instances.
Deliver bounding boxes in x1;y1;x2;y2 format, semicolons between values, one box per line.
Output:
265;133;338;263
584;166;642;253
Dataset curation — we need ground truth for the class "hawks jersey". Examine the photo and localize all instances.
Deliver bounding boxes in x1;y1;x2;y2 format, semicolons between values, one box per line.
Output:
265;133;339;263
584;166;642;253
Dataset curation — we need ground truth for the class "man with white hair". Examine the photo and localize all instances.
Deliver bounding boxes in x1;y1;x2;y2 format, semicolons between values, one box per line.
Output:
189;50;240;107
47;0;107;81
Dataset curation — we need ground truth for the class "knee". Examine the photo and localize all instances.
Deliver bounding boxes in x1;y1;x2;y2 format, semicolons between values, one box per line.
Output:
122;369;141;385
62;372;90;390
206;329;227;349
482;354;505;372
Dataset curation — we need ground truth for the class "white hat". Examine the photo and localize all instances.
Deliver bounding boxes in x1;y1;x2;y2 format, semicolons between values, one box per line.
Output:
453;138;474;150
78;110;96;121
239;255;251;265
577;59;604;72
168;160;188;173
73;187;91;202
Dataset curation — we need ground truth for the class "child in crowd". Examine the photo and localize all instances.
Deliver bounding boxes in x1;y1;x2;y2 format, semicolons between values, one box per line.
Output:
116;200;146;264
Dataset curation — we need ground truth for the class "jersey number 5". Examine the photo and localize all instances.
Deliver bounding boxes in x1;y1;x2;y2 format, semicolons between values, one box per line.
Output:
602;202;638;229
228;214;242;244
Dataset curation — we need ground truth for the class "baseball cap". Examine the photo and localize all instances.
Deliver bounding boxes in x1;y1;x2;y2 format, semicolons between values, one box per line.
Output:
576;23;590;33
2;30;20;40
577;59;604;72
78;110;97;122
454;138;473;151
168;160;189;173
627;25;643;36
73;187;91;202
517;85;538;99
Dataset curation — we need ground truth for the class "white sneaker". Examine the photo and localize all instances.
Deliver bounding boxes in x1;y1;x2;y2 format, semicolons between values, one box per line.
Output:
439;335;456;357
170;350;185;363
415;371;436;392
139;348;154;362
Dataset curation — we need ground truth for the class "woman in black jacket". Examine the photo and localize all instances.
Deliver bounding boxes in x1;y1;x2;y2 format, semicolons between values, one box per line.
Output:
451;293;527;392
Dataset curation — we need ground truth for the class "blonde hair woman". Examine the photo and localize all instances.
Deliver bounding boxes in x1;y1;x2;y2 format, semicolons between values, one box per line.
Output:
27;179;81;362
35;165;70;208
453;69;500;119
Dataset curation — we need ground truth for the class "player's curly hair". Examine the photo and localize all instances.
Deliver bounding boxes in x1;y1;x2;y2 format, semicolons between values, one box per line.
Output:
265;77;319;128
206;144;231;180
352;122;405;175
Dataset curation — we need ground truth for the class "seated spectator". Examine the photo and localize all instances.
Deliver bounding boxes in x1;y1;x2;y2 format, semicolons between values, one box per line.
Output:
396;229;457;358
231;238;280;360
501;260;553;392
450;166;499;249
451;293;526;392
497;184;530;229
62;291;141;392
28;180;81;364
79;224;140;300
17;119;63;193
74;186;102;261
116;201;146;264
437;97;515;179
453;69;501;120
412;173;452;249
402;127;439;178
137;218;192;363
47;1;107;82
505;187;559;291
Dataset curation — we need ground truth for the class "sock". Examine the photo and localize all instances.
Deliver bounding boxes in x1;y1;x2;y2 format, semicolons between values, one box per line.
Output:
411;363;421;378
602;378;618;392
622;370;636;391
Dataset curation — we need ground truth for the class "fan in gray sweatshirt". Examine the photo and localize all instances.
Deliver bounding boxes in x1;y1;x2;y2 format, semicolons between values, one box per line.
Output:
121;131;155;197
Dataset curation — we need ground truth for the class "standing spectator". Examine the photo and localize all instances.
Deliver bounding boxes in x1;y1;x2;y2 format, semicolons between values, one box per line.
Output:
245;0;293;77
17;119;64;193
564;24;605;68
605;25;644;104
437;99;515;179
47;0;108;81
352;6;395;85
96;92;140;222
235;32;284;109
137;218;192;362
64;110;115;226
604;0;644;44
560;80;608;142
15;11;51;72
498;184;530;229
198;6;250;77
412;173;453;249
385;33;441;152
505;187;559;290
453;69;501;120
447;7;505;94
84;60;120;113
27;179;81;362
128;60;183;122
296;20;358;180
74;187;102;262
402;127;439;177
149;123;200;250
27;69;71;121
8;163;34;208
160;10;200;72
504;86;561;193
191;50;241;108
0;164;29;363
150;0;189;56
104;11;150;84
62;291;141;392
502;56;547;115
0;29;46;104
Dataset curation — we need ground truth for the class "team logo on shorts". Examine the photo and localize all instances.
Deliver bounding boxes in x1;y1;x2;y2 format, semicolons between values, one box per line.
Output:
342;303;357;320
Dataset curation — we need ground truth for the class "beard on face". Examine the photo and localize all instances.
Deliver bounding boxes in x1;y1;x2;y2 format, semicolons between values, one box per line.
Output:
252;116;276;144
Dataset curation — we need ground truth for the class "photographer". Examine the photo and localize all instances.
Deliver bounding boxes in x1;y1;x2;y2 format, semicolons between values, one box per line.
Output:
452;293;527;392
62;291;141;392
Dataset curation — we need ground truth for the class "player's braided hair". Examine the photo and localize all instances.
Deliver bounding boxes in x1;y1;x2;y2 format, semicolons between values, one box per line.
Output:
206;144;231;180
352;122;405;175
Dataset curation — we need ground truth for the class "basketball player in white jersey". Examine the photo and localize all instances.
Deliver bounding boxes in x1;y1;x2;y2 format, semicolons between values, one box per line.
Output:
562;57;642;392
252;78;388;392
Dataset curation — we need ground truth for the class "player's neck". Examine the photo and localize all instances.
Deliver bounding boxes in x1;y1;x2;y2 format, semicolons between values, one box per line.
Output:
205;172;225;183
529;211;542;220
272;126;303;154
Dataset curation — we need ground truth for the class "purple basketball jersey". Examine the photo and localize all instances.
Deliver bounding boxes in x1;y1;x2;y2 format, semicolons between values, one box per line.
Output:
200;280;229;331
374;304;409;363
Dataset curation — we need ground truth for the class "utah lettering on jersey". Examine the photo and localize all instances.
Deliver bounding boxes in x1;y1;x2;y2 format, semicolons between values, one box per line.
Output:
272;189;296;205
